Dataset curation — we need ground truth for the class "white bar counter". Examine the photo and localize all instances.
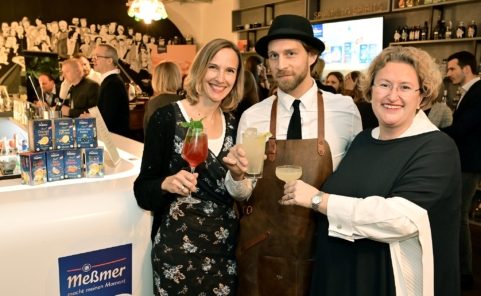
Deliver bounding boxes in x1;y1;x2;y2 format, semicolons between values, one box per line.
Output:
0;119;152;296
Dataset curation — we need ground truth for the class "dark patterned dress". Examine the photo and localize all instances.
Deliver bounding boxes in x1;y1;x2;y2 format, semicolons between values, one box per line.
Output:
134;102;238;296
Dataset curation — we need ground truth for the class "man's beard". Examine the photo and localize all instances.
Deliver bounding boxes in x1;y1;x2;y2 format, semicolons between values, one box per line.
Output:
276;67;308;94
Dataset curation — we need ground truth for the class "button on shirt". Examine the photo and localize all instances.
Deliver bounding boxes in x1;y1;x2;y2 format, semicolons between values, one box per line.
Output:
236;79;362;170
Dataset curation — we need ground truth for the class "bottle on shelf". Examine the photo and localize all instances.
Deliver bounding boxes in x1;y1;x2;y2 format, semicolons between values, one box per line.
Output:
433;20;440;40
445;20;453;39
441;89;448;103
468;20;477;38
456;21;466;38
393;28;401;42
401;26;408;42
421;21;428;40
439;20;446;39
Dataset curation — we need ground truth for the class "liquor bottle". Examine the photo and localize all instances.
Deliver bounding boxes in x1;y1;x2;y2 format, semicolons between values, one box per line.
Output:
433;20;440;40
438;20;446;39
441;89;448;103
401;26;408;42
421;21;428;40
445;20;453;39
393;28;401;42
468;20;477;38
456;21;466;38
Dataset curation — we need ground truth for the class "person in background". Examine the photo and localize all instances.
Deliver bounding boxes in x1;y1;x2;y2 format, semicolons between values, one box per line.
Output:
223;14;361;295
245;55;270;101
76;53;101;84
92;44;130;137
60;58;99;118
36;72;60;109
343;70;378;130
325;71;344;94
422;90;452;128
134;38;244;295
143;60;183;134
442;50;481;290
234;70;259;124
59;54;100;100
281;46;461;296
311;58;336;93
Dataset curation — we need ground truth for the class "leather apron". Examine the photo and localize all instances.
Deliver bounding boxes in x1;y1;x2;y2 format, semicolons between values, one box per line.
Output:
236;92;333;296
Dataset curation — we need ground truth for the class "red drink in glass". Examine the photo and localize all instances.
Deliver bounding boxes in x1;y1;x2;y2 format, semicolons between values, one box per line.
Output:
179;127;208;204
182;133;208;168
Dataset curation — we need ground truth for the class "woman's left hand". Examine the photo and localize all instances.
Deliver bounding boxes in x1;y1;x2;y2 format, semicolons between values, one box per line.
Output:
280;180;319;209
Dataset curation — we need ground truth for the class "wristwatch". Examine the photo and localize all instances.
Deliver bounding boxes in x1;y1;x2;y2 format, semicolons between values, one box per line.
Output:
311;191;324;211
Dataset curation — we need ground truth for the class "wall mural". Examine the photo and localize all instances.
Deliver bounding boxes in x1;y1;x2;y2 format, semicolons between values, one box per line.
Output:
0;16;187;95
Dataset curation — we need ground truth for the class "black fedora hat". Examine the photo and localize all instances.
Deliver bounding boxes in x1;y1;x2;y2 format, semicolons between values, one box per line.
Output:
255;14;325;58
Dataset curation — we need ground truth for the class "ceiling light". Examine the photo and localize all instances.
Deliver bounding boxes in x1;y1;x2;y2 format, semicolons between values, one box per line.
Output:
126;0;168;24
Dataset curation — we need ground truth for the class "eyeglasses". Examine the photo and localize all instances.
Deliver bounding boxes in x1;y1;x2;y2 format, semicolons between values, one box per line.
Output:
92;55;111;60
373;81;421;95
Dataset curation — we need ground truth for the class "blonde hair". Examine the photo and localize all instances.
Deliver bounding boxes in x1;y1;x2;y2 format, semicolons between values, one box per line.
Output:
360;46;442;107
151;61;182;94
183;38;244;112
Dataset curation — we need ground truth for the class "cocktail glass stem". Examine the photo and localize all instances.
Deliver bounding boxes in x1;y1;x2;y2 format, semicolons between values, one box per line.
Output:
178;166;201;204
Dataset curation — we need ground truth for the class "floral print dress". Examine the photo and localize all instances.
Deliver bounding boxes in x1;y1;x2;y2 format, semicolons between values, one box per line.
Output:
151;103;239;296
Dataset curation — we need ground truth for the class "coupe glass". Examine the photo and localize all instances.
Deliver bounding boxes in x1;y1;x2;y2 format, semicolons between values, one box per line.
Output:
180;126;208;204
275;165;302;183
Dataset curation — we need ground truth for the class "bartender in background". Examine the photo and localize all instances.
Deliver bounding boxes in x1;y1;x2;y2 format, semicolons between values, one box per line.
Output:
35;72;61;109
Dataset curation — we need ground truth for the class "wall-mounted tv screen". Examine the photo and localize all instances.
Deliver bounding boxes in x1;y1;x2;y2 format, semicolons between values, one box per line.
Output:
313;16;383;74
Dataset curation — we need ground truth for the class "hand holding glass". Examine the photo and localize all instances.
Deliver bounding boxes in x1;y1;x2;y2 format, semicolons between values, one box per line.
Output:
242;128;267;182
275;165;303;183
180;126;208;204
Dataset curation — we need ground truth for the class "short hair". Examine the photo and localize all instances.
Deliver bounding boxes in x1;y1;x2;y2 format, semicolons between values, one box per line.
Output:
360;46;442;107
61;58;82;74
447;51;477;75
151;61;182;94
38;72;55;81
96;43;119;64
183;38;244;112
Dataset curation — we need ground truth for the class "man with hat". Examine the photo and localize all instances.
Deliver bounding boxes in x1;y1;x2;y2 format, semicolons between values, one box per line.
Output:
223;15;361;295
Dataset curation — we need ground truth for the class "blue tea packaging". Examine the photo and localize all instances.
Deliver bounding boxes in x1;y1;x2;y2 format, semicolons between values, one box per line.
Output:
63;149;82;179
74;118;97;148
28;119;53;152
83;147;104;178
46;150;65;182
53;118;74;150
19;151;47;185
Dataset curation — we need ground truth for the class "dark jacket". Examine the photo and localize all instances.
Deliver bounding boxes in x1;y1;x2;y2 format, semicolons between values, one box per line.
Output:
442;79;481;173
98;73;130;137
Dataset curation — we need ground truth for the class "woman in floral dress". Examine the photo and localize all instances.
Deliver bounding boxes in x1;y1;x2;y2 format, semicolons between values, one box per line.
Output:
134;38;244;295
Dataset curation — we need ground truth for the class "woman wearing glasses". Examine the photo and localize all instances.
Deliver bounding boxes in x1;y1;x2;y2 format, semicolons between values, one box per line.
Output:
280;46;461;296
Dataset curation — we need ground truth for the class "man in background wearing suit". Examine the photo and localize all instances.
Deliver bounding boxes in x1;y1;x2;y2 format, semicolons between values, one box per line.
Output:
92;44;130;137
443;50;481;290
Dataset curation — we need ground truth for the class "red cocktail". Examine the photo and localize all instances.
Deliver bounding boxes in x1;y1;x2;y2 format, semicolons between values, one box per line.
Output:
180;126;208;204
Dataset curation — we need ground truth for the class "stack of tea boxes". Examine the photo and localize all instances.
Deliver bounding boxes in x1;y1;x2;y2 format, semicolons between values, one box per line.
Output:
19;117;104;185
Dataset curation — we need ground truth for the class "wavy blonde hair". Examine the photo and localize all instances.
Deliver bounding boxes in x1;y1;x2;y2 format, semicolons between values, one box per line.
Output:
151;61;182;94
360;46;442;107
183;38;244;112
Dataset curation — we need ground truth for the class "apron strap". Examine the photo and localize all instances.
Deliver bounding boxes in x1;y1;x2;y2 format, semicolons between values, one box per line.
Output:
267;91;326;161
